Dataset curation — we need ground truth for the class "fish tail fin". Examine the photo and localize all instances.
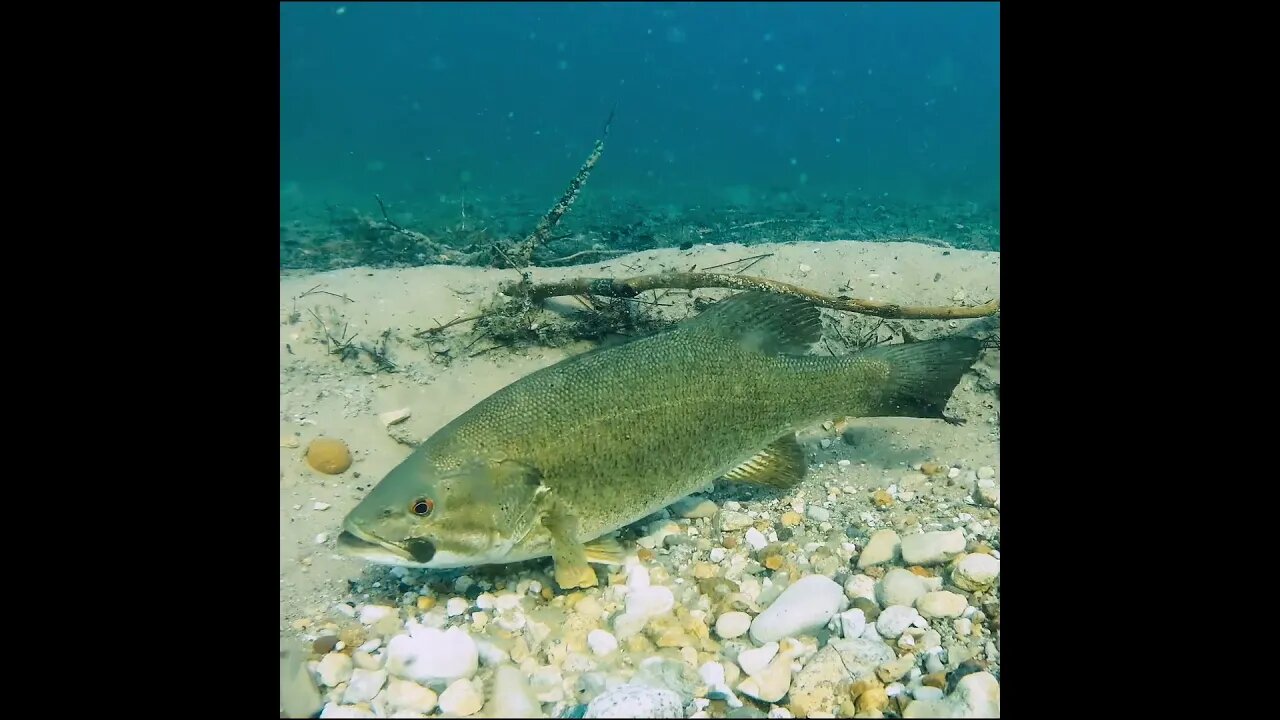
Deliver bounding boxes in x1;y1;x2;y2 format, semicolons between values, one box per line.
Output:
851;336;983;419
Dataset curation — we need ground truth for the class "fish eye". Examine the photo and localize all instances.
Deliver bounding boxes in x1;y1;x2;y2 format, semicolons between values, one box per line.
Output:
411;498;434;516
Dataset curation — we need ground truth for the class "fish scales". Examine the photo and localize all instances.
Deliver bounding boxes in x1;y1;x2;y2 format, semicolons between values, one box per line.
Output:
337;291;982;586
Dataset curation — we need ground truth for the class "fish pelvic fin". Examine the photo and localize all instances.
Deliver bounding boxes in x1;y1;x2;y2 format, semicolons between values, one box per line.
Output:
686;291;822;355
854;336;983;419
583;536;628;565
541;500;600;590
722;433;808;490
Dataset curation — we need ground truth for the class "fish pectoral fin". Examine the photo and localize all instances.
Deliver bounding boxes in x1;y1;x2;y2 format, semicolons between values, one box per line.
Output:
541;503;600;590
583;536;628;566
721;433;808;490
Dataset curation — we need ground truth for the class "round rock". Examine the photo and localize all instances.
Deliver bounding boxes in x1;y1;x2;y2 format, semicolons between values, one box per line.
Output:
750;575;845;643
585;683;684;718
305;437;352;474
953;553;1000;591
916;591;968;619
716;611;753;639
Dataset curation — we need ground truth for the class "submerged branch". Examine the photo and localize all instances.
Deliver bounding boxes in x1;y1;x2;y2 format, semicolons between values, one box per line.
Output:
502;271;999;320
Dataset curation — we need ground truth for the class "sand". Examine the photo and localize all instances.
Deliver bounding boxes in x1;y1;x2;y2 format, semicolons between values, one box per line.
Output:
278;239;999;716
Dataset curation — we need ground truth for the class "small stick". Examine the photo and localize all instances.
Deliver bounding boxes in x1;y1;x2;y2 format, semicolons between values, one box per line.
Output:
413;314;484;338
701;253;774;272
504;271;1000;320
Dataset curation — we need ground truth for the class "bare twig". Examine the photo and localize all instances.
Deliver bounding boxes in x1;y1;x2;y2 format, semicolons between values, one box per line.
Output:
502;271;1000;320
510;109;615;267
299;284;355;303
701;253;774;272
545;249;629;265
413;314;485;338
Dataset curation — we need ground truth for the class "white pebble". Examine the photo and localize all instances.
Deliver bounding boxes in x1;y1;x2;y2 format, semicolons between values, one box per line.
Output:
875;605;920;638
315;533;329;544
626;585;674;618
736;642;778;677
719;511;754;531
977;466;995;480
844;574;877;602
379;407;412;426
343;668;387;704
709;547;727;563
446;597;469;617
627;563;651;589
948;467;961;478
385;627;478;688
585;683;683;718
715;611;752;639
699;661;744;708
806;506;831;522
899;529;965;565
744;527;768;551
751;575;845;643
358;604;395;625
385;680;438;714
587;629;619;656
317;652;354;687
528;580;542;595
799;263;812;273
437;678;483;717
838;608;866;639
953;618;973;636
954;553;1000;591
313;502;332;511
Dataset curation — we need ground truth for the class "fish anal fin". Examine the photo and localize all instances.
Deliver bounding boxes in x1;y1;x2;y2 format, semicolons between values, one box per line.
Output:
721;433;808;490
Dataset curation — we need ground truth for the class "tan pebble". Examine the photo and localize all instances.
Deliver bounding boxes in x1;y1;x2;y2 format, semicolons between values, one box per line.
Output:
722;535;739;549
856;686;889;712
541;586;554;601
781;511;804;527
871;489;894;509
839;700;859;717
292;618;312;630
922;672;947;689
864;566;885;579
306;437;352;474
373;616;402;638
655;629;692;648
848;676;883;700
694;563;718;579
907;566;934;577
764;554;785;571
339;626;366;650
417;596;436;612
638;547;656;562
920;462;944;476
626;634;654;654
281;434;300;448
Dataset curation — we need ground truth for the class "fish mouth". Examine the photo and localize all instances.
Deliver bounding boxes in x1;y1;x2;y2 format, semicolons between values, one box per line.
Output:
336;522;438;567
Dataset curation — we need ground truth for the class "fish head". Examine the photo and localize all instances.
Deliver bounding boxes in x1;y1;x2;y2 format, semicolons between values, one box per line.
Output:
337;453;545;569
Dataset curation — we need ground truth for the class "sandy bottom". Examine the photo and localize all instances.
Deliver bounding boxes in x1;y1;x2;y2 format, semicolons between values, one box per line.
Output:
279;239;1000;717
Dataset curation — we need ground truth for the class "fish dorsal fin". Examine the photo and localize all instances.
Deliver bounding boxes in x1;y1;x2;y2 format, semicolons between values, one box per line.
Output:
721;433;808;490
684;291;822;355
